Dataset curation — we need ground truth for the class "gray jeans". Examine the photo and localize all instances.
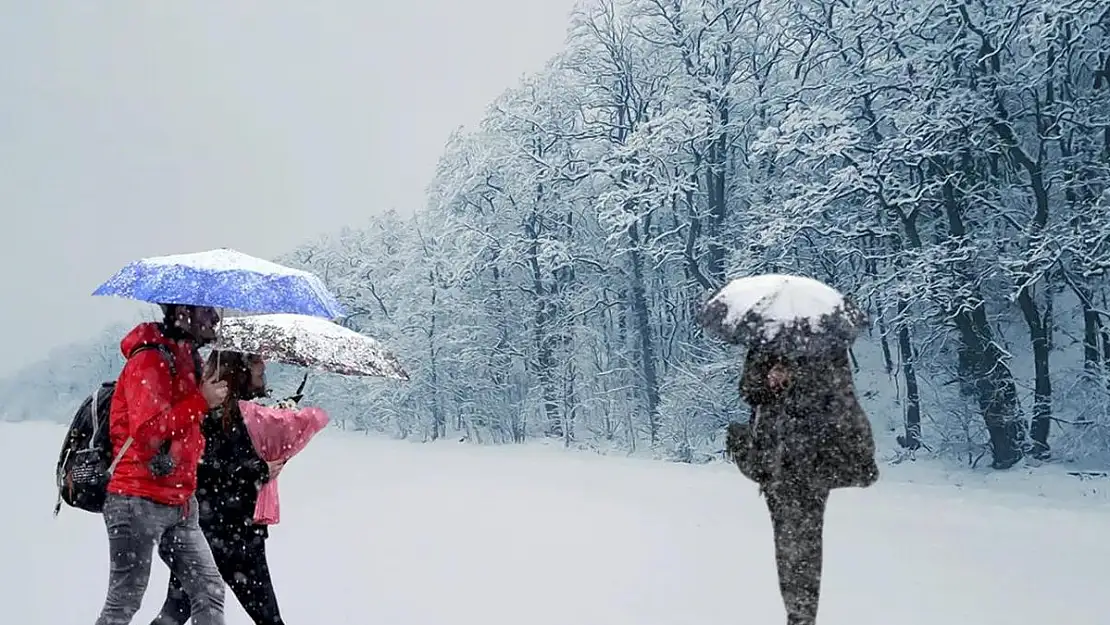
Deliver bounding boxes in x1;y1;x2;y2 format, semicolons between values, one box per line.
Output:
95;494;225;625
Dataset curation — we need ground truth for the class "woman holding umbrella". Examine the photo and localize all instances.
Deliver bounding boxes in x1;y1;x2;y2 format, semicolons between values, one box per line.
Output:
699;274;879;625
146;311;406;624
151;351;311;625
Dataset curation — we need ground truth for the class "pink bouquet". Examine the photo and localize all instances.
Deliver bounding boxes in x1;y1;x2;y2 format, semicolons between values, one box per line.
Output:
239;400;330;525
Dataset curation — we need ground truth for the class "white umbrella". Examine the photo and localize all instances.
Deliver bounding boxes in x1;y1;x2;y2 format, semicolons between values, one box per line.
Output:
698;274;867;348
214;313;409;380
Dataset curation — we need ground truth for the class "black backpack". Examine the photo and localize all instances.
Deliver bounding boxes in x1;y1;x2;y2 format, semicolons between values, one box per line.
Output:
53;344;177;516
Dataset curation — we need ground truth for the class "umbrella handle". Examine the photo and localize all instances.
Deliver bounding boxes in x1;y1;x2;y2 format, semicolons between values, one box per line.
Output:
213;307;225;376
282;371;309;407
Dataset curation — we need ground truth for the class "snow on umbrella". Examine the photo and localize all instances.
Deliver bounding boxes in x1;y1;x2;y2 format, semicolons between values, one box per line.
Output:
697;274;867;352
214;313;409;380
93;248;345;319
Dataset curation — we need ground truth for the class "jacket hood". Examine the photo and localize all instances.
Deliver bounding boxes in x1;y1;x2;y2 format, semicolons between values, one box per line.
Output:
119;322;177;358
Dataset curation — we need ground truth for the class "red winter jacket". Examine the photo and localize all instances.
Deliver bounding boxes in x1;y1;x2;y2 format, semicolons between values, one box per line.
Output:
106;323;210;506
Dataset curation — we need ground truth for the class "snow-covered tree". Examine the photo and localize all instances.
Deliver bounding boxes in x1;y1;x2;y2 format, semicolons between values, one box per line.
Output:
9;0;1110;469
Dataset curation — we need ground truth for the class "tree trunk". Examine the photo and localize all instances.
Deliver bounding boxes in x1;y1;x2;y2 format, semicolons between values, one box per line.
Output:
627;217;661;444
876;301;895;378
525;204;562;439
1017;287;1052;458
895;300;922;451
1074;284;1103;376
427;267;444;441
940;175;1025;468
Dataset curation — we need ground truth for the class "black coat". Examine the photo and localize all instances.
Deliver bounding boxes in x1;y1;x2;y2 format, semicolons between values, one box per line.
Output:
195;403;270;536
732;346;879;492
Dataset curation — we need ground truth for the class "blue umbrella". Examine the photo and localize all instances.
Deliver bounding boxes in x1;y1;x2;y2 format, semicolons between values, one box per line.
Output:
93;248;345;319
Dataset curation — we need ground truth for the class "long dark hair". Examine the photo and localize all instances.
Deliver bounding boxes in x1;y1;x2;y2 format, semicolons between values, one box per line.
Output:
205;350;266;430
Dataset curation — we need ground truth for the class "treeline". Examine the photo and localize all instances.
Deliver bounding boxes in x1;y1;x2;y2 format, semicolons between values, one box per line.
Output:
281;0;1110;468
7;0;1109;469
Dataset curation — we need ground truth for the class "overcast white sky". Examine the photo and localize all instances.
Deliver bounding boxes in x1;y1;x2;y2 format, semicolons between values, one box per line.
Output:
0;0;579;375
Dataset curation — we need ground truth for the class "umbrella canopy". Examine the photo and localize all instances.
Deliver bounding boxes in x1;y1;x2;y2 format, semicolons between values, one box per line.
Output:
93;248;344;319
698;274;867;350
214;313;409;380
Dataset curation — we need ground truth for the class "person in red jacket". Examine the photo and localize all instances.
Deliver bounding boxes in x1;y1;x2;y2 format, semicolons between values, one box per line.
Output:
95;304;230;625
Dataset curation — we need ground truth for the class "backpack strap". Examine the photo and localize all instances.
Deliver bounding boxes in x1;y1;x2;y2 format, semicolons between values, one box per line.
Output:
87;384;108;450
129;343;178;376
105;344;179;476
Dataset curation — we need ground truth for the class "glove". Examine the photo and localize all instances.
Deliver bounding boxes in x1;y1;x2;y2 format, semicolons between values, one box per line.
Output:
148;441;175;477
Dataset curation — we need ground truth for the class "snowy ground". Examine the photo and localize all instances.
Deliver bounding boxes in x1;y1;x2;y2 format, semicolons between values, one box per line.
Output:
5;421;1108;625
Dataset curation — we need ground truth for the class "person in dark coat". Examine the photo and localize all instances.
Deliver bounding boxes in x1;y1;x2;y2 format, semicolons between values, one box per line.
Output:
151;351;288;625
726;344;878;625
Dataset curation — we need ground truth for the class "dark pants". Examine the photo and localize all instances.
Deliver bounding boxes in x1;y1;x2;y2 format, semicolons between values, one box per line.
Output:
151;524;283;625
764;486;829;625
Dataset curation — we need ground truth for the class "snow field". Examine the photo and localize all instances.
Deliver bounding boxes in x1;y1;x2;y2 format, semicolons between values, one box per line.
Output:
4;421;1107;624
